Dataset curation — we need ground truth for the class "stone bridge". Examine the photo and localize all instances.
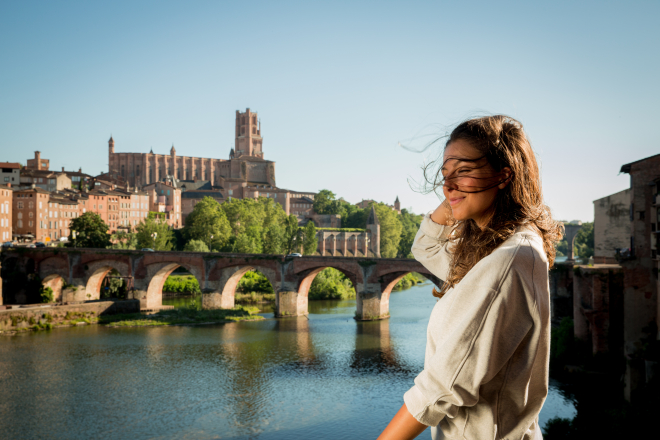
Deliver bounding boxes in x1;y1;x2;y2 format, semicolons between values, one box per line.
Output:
0;248;440;320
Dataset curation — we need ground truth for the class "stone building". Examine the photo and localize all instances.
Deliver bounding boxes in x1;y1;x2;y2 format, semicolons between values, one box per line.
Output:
0;184;13;243
26;151;49;170
107;108;319;217
108;108;274;190
0;162;20;186
12;187;50;242
315;206;381;257
593;188;631;264
618;153;660;399
143;182;182;228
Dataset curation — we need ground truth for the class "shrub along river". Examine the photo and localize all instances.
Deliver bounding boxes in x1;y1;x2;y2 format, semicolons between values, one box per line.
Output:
0;283;576;439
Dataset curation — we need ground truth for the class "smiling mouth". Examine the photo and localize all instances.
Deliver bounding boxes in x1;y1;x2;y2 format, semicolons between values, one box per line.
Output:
449;197;465;207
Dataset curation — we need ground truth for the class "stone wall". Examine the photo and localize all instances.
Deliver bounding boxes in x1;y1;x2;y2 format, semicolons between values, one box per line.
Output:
593;188;630;263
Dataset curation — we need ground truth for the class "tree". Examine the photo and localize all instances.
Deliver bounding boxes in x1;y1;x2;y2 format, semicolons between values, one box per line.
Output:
135;217;174;250
575;222;594;259
67;212;111;248
302;220;318;255
184;197;232;250
374;203;403;258
108;231;138;250
313;189;342;215
397;209;424;258
263;223;284;254
282;215;303;254
183;239;210;252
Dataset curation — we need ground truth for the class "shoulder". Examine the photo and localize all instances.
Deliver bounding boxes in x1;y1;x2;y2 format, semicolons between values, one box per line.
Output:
463;227;547;292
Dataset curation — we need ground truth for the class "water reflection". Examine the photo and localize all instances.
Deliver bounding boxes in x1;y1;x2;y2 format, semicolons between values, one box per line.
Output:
0;284;576;440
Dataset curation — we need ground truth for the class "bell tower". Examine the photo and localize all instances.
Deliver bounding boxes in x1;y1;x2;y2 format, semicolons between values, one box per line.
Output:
234;108;263;159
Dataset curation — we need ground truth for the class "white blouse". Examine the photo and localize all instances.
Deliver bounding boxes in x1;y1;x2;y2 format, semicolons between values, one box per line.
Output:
404;215;550;440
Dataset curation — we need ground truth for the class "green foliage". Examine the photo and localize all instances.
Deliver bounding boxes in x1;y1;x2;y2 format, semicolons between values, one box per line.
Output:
39;286;54;303
101;269;127;299
313;189;343;215
392;273;425;291
162;275;201;294
302;221;318;255
135;217;174;251
397;209;424;258
183;239;210;253
108;231;138;250
575;222;594;259
219;197;289;254
67;212;111;248
309;268;355;300
235;292;276;303
282;214;303;255
550;317;575;366
236;271;274;294
555;222;594;259
184;197;232;250
374;203;403;258
316;227;366;232
99;305;263;327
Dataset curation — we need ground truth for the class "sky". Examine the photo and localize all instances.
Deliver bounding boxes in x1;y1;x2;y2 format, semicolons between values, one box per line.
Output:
1;0;658;221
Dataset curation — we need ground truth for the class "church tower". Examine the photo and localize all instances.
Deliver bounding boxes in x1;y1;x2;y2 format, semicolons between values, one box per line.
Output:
108;136;116;175
394;196;401;212
234;108;263;158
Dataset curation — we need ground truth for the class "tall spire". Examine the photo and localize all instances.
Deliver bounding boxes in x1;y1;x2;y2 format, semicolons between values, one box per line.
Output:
367;205;379;225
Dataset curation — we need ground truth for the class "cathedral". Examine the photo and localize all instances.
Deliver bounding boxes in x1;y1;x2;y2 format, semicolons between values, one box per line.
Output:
109;108;274;190
108;108;315;216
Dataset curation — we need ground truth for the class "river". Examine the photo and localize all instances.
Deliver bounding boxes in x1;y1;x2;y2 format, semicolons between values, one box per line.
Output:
0;283;576;439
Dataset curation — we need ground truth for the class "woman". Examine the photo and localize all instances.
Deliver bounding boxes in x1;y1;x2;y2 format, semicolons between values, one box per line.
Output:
378;115;563;440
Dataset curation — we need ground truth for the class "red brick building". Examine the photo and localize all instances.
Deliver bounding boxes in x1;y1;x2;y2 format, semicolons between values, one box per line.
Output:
0;184;13;243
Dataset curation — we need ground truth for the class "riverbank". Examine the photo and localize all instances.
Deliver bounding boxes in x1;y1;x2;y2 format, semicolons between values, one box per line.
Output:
0;301;263;335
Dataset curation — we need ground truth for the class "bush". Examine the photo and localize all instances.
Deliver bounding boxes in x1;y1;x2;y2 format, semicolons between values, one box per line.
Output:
309;268;355;300
236;271;273;294
163;275;201;294
392;272;425;291
40;286;54;303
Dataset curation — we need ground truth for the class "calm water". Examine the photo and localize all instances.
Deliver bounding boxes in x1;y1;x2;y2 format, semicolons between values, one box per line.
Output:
0;284;575;439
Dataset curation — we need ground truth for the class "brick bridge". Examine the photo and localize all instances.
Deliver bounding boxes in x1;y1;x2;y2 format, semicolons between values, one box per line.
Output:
0;248;440;320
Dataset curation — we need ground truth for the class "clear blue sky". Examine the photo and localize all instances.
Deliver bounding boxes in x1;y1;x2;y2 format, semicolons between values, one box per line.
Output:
1;0;658;221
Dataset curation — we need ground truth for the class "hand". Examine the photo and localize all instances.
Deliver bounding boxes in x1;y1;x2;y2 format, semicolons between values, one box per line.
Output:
430;199;452;226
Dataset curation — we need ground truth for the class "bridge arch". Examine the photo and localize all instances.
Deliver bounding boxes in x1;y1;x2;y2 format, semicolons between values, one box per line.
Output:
142;262;202;310
203;264;278;310
295;265;359;299
42;274;65;302
83;260;130;301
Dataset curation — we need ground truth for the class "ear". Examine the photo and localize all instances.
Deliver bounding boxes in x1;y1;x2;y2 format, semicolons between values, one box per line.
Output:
498;167;512;189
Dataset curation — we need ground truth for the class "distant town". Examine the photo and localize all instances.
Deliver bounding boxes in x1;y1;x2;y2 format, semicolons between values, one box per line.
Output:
0;108;402;255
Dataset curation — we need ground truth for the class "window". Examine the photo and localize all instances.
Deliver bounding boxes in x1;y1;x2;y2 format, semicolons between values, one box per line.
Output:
29;202;33;208
3;177;8;182
17;220;22;228
18;201;23;209
638;211;645;220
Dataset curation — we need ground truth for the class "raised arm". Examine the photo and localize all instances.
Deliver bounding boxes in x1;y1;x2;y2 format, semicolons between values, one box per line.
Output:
411;201;455;282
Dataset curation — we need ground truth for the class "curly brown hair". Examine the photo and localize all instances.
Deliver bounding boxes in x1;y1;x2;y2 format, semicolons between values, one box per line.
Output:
424;115;564;298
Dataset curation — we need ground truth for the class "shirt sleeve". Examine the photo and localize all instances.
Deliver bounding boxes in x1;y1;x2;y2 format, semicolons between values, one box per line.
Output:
411;214;454;282
403;263;535;427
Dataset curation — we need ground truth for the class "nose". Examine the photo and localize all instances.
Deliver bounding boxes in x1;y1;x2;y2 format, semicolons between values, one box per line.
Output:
443;177;458;191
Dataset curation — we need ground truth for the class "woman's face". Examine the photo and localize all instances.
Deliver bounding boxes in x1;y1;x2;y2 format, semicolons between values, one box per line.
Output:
442;139;510;227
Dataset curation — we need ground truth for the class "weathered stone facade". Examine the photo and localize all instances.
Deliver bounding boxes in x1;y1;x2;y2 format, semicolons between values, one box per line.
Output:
594;188;631;263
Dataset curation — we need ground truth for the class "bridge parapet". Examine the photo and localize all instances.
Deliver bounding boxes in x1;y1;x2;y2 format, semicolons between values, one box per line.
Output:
1;248;438;320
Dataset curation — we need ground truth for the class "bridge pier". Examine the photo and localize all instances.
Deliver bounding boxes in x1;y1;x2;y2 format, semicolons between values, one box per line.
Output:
355;283;390;321
202;291;235;309
276;291;308;317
